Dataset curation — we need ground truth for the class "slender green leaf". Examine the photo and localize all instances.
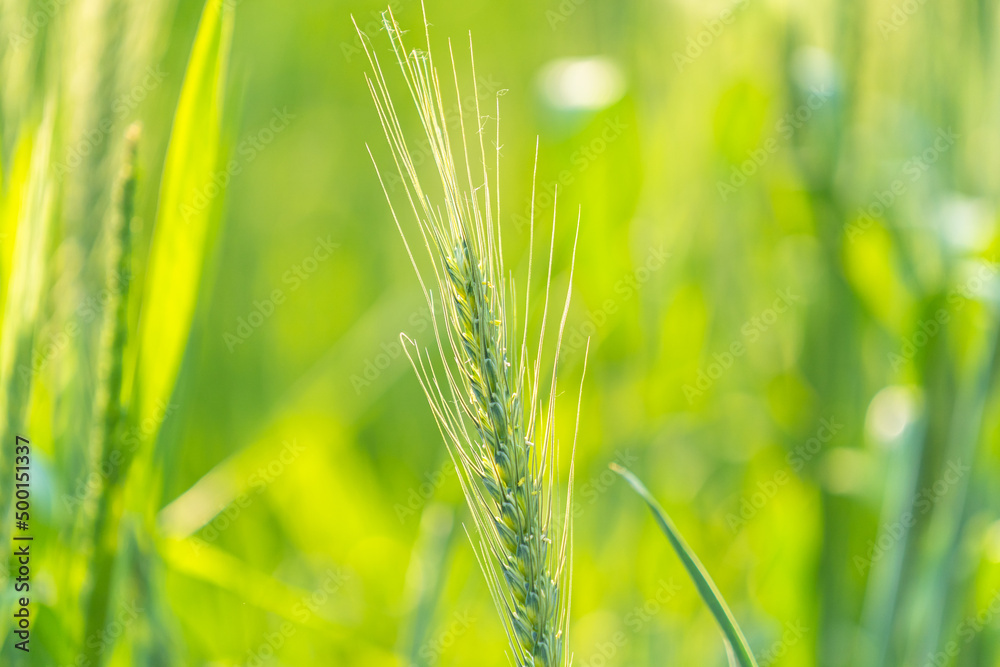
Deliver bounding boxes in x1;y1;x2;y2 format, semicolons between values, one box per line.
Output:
79;4;233;662
611;463;759;667
132;0;234;429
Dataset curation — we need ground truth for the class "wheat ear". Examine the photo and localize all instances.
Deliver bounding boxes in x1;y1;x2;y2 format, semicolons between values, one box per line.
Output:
355;6;586;666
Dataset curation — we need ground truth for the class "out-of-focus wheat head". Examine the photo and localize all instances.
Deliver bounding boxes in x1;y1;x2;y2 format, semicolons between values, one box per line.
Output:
355;6;586;666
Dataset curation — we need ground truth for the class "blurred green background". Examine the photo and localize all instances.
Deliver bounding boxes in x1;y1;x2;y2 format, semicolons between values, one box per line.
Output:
2;0;1000;665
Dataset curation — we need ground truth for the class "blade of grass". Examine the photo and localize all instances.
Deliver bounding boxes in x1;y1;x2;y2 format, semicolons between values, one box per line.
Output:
611;463;759;667
399;503;457;666
82;2;234;662
856;407;925;666
123;0;234;532
726;640;738;667
158;536;349;637
130;0;233;432
908;320;1000;663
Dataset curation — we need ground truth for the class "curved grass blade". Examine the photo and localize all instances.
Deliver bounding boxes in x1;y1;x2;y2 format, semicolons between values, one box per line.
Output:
132;0;234;431
611;463;758;667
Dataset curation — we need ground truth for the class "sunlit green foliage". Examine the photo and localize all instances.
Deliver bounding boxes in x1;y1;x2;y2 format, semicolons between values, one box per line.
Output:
1;0;998;666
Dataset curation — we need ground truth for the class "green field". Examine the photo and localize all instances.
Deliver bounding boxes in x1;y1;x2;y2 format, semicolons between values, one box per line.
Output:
1;0;999;665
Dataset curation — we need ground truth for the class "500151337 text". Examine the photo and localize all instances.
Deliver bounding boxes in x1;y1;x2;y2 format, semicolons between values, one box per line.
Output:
12;434;33;652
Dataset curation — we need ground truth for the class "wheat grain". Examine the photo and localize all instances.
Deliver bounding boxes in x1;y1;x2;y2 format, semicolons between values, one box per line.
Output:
355;6;587;666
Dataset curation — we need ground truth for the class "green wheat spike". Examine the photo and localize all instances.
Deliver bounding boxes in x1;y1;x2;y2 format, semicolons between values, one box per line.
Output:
356;5;588;665
82;123;141;667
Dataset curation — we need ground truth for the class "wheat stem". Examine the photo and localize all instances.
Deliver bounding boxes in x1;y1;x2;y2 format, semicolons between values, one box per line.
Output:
83;124;140;667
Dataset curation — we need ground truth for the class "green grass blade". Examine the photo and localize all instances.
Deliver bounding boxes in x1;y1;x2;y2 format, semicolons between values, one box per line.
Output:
132;0;234;430
726;640;739;667
611;463;759;667
80;3;234;661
